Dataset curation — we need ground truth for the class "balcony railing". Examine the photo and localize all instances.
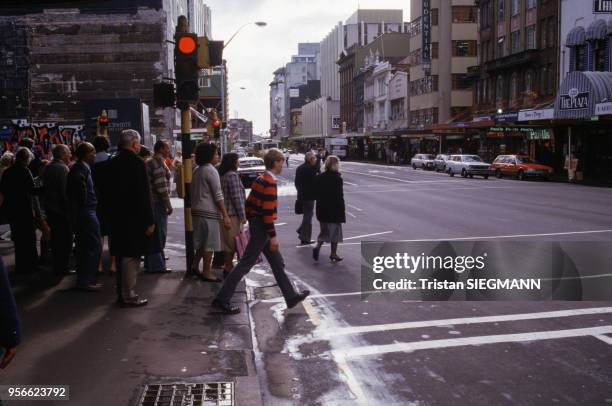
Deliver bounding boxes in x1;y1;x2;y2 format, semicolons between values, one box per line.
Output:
485;49;539;72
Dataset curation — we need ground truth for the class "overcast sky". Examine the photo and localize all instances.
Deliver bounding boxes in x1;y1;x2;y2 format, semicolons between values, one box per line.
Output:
204;0;411;135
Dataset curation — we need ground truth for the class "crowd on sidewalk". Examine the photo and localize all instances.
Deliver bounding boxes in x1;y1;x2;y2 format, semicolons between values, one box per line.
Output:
0;133;347;378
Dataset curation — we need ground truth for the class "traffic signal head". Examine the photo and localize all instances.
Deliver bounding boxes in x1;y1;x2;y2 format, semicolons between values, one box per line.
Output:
175;32;199;104
98;110;109;129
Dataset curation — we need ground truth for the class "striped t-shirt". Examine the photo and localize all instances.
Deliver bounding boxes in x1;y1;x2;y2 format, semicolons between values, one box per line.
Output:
246;171;278;237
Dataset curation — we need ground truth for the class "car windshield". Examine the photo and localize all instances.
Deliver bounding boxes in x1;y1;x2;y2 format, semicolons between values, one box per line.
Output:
516;156;535;164
423;154;435;159
463;156;483;162
240;159;264;168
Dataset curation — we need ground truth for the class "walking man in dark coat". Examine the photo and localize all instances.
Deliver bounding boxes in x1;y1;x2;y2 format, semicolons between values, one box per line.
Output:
43;144;74;275
0;148;38;275
0;258;20;372
294;151;318;245
67;142;102;291
107;129;155;307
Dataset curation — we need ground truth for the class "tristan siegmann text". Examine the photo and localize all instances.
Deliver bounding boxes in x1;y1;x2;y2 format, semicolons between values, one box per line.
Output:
369;252;542;292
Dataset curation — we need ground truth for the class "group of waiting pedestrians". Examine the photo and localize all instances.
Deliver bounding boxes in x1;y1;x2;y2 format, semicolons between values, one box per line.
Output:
0;129;174;308
295;151;346;262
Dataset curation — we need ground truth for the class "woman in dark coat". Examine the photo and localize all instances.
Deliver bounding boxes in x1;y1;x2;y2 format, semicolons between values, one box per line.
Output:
313;155;345;262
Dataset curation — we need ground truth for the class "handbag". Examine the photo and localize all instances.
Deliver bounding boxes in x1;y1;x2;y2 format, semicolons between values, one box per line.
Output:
234;227;263;264
294;199;303;215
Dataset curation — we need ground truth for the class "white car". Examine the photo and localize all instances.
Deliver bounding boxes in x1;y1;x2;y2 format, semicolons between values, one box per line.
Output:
237;157;265;187
447;154;491;179
411;154;436;170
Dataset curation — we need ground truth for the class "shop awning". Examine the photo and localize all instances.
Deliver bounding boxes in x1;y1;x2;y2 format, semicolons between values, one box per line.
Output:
555;71;612;119
566;26;586;47
586;19;608;41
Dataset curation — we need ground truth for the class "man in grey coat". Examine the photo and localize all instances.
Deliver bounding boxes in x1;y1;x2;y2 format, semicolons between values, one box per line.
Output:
43;144;74;275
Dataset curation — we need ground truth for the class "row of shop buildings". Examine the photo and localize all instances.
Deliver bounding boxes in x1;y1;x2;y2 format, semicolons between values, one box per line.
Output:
281;1;612;183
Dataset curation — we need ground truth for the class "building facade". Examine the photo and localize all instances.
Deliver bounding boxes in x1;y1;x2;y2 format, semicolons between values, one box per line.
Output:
228;118;253;146
409;0;478;130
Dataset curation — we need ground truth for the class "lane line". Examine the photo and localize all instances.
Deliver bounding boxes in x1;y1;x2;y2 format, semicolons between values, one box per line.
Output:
295;229;612;248
344;186;518;194
342;169;418;184
594;334;612;345
344;181;359;186
318;307;612;339
347;204;363;212
261;289;398;302
332;325;612;359
347;212;357;218
344;231;393;240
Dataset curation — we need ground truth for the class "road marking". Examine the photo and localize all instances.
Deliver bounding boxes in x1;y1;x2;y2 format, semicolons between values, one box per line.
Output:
261;289;398;302
344;185;518;194
344;181;359;186
332;325;612;359
347;204;363;212
312;228;612;247
317;307;612;339
594;334;612;345
344;231;393;240
342;169;416;183
276;222;287;226
347;212;357;218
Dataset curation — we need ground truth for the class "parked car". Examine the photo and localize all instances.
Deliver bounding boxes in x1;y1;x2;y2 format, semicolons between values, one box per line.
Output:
433;154;451;172
411;154;436;170
447;154;491;178
237;157;265;187
491;155;553;180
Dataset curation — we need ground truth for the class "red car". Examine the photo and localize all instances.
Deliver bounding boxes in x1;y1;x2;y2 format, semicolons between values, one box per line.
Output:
491;155;553;180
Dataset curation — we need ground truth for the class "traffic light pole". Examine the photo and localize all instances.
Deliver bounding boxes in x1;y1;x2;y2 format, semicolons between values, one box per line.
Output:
180;108;194;271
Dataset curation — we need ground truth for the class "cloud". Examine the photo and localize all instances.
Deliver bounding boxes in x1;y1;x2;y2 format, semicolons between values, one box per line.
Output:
204;0;411;134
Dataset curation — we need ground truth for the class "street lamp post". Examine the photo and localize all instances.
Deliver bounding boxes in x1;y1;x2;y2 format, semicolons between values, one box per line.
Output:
224;21;267;49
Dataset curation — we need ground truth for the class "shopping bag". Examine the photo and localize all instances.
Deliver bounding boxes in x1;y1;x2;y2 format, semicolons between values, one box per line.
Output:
234;227;264;264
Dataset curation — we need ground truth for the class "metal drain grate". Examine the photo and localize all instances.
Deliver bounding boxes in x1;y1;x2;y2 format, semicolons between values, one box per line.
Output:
139;382;234;406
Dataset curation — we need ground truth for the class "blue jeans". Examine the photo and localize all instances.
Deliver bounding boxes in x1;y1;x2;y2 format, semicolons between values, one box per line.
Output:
144;200;168;272
75;209;101;287
215;217;298;305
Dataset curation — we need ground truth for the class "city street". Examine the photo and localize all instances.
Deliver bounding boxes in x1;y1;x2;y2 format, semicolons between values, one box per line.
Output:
246;155;612;405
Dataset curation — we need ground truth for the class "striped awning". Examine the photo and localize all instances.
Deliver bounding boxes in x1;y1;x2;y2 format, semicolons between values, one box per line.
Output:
566;26;586;47
586;19;607;40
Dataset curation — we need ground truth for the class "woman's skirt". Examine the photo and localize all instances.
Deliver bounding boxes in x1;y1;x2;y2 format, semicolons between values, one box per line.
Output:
317;222;343;243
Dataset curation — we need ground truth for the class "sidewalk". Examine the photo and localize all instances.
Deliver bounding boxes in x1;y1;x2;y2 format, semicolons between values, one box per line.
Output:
0;212;263;406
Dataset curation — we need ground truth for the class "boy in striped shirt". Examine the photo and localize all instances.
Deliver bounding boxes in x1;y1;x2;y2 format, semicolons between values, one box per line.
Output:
213;149;309;314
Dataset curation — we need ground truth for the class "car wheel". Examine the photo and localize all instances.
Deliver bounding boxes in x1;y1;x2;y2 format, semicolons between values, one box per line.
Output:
517;170;525;181
483;174;489;179
495;169;503;179
412;164;417;170
449;168;454;177
461;169;467;178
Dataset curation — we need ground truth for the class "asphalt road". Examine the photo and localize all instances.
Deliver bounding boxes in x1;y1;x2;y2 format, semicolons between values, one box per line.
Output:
248;155;612;405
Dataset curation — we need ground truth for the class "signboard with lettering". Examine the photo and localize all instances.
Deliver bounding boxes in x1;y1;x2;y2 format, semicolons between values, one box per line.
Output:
559;88;589;111
594;0;612;12
421;0;431;73
495;112;519;122
595;102;612;115
518;108;555;121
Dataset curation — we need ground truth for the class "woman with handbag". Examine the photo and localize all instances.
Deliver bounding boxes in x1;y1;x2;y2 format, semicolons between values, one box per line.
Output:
313;155;345;262
219;153;246;278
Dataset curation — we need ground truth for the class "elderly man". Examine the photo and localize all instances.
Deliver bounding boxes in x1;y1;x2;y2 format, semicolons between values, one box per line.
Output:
106;129;155;307
294;151;318;245
67;142;102;291
0;148;38;275
43;144;75;275
144;139;173;274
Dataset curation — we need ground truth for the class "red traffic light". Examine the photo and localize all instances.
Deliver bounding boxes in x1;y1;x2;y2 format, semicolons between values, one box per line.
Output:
213;120;221;127
178;36;197;54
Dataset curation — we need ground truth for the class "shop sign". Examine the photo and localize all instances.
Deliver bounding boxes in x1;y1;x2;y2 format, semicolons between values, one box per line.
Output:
422;0;432;71
595;102;612;116
331;115;341;129
518;108;554;121
594;0;612;12
559;88;589;111
489;126;551;139
495;112;519;122
326;138;348;146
